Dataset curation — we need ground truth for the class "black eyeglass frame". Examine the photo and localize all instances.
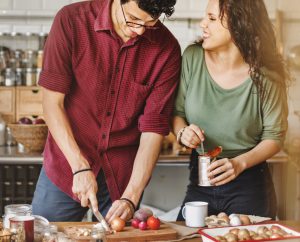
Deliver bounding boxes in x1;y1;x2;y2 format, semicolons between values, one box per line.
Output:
120;1;163;30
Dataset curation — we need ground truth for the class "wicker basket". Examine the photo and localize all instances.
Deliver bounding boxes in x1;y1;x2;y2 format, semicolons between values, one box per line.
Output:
8;124;48;152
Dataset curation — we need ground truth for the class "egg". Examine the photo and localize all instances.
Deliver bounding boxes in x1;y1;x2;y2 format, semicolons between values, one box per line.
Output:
229;213;238;219
239;215;251;225
229;216;242;226
217;212;228;218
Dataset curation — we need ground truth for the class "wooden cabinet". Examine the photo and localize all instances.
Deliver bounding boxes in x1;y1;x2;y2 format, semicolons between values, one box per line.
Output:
16;86;43;121
0;86;43;124
0;87;16;124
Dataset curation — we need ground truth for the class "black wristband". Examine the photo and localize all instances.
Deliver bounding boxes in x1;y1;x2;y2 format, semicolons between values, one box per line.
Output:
120;197;136;212
73;168;92;176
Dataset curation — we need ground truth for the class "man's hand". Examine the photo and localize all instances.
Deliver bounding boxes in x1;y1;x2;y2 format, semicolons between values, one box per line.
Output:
72;170;98;212
106;199;134;223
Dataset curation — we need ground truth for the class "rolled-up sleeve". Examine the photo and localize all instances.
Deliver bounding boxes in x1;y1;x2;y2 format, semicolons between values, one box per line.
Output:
261;76;288;145
38;7;73;94
138;45;181;136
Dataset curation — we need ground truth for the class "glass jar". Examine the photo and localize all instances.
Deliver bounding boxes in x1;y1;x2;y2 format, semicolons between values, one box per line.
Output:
42;225;58;242
3;204;32;229
4;68;15;86
0;113;6;146
15;68;24;86
14;50;23;69
25;68;36;86
36;68;42;85
37;50;43;68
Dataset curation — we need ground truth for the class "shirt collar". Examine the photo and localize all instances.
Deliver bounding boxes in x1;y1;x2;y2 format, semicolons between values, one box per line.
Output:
94;0;113;32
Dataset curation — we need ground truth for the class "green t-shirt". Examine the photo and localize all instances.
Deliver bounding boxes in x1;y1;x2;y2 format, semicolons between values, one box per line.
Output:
174;44;288;158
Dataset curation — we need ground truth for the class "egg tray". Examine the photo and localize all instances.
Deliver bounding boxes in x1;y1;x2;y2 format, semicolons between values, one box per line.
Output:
199;223;300;242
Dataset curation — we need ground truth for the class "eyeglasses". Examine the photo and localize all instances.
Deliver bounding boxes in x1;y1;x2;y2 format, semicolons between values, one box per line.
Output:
120;1;161;30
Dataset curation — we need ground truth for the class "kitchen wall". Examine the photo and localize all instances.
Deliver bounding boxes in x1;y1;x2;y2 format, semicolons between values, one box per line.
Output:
1;0;300;219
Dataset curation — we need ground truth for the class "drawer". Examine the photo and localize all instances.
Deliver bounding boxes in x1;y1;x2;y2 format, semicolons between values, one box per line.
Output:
0;87;16;123
16;87;43;116
0;87;15;113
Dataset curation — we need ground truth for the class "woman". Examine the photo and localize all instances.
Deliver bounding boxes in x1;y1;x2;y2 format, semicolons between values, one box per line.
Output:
173;0;289;220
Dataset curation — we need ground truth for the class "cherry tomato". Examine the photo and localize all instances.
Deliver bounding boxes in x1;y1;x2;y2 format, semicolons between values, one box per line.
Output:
131;218;141;229
147;216;160;230
138;221;148;230
111;217;125;232
206;146;222;158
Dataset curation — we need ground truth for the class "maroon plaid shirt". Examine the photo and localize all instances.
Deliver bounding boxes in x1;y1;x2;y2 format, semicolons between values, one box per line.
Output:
39;0;181;201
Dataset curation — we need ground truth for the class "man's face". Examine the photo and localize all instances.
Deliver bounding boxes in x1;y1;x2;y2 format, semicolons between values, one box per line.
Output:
116;0;158;39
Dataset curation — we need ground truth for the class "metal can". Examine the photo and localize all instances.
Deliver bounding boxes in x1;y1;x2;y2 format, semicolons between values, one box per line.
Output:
198;156;211;186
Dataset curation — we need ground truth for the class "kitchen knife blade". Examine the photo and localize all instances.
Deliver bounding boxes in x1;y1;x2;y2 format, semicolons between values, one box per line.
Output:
93;209;111;232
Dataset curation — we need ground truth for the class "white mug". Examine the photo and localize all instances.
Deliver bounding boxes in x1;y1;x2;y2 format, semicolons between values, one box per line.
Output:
182;201;208;227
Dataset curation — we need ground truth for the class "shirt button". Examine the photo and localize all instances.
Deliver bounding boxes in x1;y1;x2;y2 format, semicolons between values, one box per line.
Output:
107;112;111;116
102;134;106;139
111;90;115;95
115;67;119;73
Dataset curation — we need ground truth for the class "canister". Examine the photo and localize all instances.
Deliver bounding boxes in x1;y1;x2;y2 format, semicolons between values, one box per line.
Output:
198;156;212;186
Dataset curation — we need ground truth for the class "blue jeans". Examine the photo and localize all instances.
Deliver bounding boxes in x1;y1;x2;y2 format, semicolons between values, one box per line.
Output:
177;149;277;220
32;168;112;222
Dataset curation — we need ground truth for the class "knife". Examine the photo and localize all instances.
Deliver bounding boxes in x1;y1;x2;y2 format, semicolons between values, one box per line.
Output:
93;209;111;232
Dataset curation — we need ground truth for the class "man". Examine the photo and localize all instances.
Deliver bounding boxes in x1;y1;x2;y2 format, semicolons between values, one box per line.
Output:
32;0;181;223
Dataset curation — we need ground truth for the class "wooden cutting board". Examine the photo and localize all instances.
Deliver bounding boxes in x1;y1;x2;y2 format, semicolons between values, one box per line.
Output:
61;223;177;242
106;223;177;241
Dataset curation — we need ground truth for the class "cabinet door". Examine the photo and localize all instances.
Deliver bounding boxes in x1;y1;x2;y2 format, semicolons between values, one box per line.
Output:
0;87;16;123
16;86;43;120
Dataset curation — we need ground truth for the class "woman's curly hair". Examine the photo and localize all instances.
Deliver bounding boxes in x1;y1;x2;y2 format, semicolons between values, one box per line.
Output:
218;0;290;99
121;0;176;19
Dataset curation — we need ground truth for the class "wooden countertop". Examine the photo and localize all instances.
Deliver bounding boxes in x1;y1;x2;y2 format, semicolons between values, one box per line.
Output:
52;220;300;242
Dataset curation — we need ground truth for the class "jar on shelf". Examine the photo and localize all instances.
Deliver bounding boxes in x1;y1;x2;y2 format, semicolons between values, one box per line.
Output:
14;50;23;68
36;68;42;84
24;50;36;68
0;113;6;146
25;68;36;86
37;50;43;68
0;50;7;85
4;68;15;86
3;204;32;229
15;68;24;86
38;32;48;50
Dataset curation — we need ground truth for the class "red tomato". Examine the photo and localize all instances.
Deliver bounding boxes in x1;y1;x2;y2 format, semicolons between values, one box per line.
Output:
147;216;160;230
206;146;222;158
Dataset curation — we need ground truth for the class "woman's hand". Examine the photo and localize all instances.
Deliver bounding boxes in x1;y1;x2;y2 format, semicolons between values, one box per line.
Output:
179;124;205;149
106;199;134;223
207;158;246;186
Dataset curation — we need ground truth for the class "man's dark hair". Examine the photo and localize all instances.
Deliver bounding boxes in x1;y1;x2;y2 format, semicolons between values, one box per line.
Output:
120;0;176;19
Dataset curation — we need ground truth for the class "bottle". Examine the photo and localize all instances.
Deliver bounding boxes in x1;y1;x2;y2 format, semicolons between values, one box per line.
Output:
0;113;6;146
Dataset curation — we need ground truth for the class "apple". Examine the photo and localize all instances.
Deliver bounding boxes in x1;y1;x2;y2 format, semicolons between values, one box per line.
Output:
33;118;45;124
18;117;33;125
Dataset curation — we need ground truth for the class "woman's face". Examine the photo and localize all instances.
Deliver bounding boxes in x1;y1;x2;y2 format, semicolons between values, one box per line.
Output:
200;0;232;51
